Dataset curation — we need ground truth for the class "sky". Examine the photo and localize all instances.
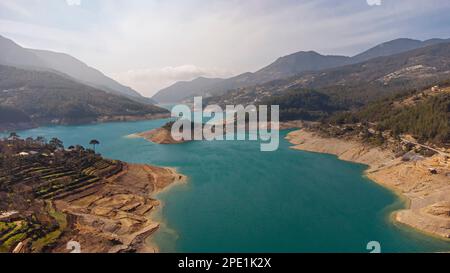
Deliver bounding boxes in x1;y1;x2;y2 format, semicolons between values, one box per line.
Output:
1;0;450;97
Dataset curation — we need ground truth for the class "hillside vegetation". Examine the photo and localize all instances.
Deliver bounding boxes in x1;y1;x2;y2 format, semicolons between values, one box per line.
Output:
0;35;153;103
0;136;122;252
209;42;450;109
261;89;340;121
153;38;450;103
0;65;168;127
328;85;450;145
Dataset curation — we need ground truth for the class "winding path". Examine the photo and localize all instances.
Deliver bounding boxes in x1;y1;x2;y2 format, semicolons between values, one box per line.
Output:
400;138;449;157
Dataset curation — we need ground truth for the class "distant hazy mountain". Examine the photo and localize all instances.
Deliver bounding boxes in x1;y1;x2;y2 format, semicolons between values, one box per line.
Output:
0;65;168;129
0;35;47;69
29;49;142;98
351;38;450;63
153;52;352;103
153;38;450;103
207;52;353;97
0;35;154;104
209;42;450;110
152;77;224;103
254;51;351;81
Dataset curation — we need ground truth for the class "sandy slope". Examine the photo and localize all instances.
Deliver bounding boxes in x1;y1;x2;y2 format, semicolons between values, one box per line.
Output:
286;129;450;239
52;163;186;253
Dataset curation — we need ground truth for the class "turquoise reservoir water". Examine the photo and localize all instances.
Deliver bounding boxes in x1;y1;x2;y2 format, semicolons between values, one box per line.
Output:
6;120;450;253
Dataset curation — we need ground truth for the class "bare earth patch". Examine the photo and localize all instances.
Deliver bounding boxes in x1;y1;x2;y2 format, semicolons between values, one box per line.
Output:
52;163;186;253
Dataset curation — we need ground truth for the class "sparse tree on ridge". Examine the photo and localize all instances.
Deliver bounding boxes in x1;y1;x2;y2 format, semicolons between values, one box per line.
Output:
49;137;64;150
8;132;19;140
89;139;100;153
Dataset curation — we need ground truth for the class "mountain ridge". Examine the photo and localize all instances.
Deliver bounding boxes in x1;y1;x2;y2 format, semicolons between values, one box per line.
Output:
152;76;224;103
0;64;168;131
153;37;450;103
0;34;154;103
207;42;450;115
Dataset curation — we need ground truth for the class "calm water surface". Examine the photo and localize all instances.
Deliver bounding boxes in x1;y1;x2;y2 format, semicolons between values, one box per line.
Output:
7;120;450;253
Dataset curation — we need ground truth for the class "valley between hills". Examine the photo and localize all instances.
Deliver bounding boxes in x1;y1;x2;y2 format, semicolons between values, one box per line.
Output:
1;34;450;252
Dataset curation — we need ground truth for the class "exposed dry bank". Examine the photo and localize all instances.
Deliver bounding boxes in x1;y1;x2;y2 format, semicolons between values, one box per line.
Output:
52;163;186;253
286;129;450;239
135;127;187;144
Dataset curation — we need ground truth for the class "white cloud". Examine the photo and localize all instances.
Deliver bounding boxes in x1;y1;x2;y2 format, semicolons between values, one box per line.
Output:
113;65;234;97
1;0;450;96
367;0;382;6
0;19;99;51
66;0;81;6
0;1;31;16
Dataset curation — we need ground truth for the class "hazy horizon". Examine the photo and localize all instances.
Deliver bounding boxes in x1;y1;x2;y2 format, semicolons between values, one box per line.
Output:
1;0;450;97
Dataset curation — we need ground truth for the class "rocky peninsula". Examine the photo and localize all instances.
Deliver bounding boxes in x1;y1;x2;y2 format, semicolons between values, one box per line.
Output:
136;127;187;145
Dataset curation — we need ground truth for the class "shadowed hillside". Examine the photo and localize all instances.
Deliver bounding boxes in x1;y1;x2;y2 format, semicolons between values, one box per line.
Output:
0;65;169;131
0;35;154;104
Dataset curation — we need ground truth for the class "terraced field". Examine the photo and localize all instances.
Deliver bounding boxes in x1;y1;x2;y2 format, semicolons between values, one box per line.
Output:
0;136;123;252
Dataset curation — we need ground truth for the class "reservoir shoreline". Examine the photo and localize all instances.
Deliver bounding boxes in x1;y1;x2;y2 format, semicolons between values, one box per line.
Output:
7;120;449;252
286;129;450;240
52;162;186;253
0;113;171;133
